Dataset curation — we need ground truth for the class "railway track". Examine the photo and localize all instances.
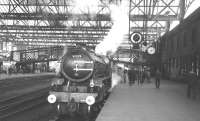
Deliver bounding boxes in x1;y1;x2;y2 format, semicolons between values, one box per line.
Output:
48;92;111;121
0;88;49;119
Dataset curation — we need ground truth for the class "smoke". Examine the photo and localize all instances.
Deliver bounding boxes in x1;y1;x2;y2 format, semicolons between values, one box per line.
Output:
49;45;68;76
95;1;129;56
49;61;60;75
111;72;122;90
62;45;68;57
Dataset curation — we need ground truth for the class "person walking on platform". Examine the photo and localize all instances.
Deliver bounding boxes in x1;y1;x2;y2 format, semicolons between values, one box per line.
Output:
185;71;199;99
146;70;151;83
155;69;161;88
123;69;127;84
137;71;141;86
141;71;145;85
128;69;136;86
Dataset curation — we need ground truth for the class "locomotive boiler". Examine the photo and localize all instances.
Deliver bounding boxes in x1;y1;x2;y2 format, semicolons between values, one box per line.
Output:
47;46;112;116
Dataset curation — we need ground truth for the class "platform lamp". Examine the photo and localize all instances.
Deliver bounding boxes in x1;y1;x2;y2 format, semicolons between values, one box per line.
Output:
147;46;156;55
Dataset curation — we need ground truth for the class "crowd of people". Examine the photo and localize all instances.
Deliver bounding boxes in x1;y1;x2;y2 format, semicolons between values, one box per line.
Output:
116;65;200;99
183;70;200;99
0;62;50;75
116;66;161;88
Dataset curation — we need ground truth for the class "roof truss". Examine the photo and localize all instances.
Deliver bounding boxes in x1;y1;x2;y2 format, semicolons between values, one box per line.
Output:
0;0;196;51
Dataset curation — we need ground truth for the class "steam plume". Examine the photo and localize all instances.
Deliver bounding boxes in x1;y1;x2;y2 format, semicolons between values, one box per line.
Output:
95;1;129;55
111;72;122;90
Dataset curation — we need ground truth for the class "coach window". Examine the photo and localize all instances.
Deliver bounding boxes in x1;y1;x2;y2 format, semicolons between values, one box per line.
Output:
173;37;176;51
166;38;168;50
161;38;165;50
169;58;172;72
180;56;182;69
176;57;179;68
171;38;174;51
172;57;175;68
174;37;177;51
191;27;197;44
176;36;179;50
174;58;176;68
168;37;170;50
163;38;166;49
183;31;187;47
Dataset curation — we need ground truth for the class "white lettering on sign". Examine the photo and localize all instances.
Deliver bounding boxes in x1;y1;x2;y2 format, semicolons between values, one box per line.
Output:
73;63;93;72
74;60;93;64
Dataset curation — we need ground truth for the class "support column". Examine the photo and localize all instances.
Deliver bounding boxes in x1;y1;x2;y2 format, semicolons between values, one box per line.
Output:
46;61;49;72
165;20;170;32
32;62;35;73
179;0;185;22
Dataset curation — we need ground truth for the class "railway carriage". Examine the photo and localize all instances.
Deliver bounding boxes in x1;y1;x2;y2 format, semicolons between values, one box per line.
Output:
160;8;200;80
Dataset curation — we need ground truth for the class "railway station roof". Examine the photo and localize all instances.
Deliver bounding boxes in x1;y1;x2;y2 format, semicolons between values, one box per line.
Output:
0;0;198;62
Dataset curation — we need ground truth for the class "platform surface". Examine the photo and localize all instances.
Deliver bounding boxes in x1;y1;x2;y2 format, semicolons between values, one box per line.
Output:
0;72;54;80
96;80;200;121
0;73;55;100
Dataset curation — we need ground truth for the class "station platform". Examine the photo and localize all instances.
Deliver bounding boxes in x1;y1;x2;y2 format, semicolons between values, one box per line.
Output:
96;79;200;121
0;72;55;80
0;73;56;100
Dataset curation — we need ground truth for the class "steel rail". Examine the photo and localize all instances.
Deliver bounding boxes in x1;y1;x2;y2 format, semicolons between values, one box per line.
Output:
0;88;49;119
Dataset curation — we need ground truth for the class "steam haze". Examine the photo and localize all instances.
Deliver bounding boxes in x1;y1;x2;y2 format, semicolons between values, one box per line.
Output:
95;1;129;56
111;72;122;90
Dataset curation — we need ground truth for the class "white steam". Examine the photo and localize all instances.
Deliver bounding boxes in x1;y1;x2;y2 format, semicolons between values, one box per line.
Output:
111;72;122;90
49;45;68;75
49;61;61;74
95;2;129;55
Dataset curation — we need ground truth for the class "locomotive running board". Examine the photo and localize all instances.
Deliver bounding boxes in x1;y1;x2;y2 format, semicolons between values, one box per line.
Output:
49;91;98;103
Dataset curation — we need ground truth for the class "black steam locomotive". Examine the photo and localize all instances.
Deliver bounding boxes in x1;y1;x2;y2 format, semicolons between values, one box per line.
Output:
47;46;112;116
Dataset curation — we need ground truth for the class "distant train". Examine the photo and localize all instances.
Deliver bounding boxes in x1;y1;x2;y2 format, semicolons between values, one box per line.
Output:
47;46;112;117
160;8;200;80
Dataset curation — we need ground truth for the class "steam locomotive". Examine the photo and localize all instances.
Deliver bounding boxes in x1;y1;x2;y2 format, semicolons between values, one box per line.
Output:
47;46;112;116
